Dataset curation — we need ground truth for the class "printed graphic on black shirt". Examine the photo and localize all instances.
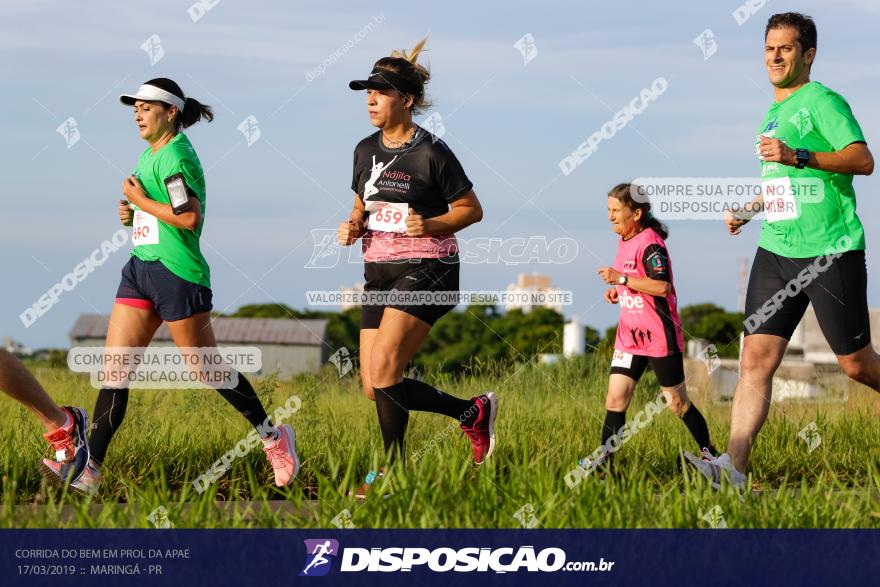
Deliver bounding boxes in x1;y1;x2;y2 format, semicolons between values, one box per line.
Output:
351;127;473;221
643;244;670;281
364;155;398;198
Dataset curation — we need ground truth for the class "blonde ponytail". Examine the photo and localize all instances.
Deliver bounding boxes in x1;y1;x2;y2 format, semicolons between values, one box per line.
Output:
374;36;432;113
391;36;428;64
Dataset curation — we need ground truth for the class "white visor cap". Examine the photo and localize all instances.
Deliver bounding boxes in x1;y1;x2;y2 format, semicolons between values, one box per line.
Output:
119;84;185;111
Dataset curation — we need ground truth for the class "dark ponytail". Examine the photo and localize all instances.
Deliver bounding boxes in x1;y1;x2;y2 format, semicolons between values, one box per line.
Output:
143;77;213;130
178;97;213;129
607;182;669;239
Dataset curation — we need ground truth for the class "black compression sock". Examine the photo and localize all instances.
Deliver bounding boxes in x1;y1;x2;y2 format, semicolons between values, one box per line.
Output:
373;382;409;461
216;372;273;436
402;378;477;427
681;403;715;454
88;388;129;465
602;409;627;447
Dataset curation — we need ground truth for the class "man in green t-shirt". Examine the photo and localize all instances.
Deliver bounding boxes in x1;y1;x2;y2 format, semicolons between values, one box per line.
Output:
686;12;877;490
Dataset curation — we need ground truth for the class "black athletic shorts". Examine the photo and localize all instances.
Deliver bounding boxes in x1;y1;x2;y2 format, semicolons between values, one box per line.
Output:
116;257;213;322
609;350;685;387
360;254;459;329
744;247;870;355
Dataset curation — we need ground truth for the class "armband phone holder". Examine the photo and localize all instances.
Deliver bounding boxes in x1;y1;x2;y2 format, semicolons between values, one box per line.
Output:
164;173;193;215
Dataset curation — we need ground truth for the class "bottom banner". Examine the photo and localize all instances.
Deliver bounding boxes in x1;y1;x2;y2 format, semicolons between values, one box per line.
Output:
1;529;875;586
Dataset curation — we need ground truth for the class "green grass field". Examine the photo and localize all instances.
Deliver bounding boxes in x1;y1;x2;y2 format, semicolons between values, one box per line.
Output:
2;354;878;528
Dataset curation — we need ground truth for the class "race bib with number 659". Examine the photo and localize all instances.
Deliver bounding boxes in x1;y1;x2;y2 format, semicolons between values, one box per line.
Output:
367;202;408;233
132;210;160;246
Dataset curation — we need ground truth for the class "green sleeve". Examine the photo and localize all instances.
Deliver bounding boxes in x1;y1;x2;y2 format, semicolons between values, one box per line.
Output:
156;151;205;208
814;93;865;151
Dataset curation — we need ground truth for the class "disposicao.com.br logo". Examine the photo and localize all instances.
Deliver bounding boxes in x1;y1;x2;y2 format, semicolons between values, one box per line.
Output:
300;539;339;577
300;539;614;575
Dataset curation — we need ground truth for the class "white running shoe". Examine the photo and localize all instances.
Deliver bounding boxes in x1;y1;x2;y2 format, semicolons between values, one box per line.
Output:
682;448;716;485
683;450;747;491
41;457;102;496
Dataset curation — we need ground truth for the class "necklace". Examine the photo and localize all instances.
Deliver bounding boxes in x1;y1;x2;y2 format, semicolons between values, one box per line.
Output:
382;126;416;148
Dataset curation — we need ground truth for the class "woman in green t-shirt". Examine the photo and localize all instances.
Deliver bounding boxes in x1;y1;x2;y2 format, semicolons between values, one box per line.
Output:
42;78;299;495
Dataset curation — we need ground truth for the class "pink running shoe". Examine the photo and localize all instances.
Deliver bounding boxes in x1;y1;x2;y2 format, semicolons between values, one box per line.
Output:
40;406;89;486
262;424;300;487
461;392;498;465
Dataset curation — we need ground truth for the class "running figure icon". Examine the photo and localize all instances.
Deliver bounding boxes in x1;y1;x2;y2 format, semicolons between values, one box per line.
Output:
364;154;397;199
302;541;335;575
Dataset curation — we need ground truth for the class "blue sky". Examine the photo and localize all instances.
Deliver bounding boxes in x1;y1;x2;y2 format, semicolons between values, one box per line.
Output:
2;0;878;348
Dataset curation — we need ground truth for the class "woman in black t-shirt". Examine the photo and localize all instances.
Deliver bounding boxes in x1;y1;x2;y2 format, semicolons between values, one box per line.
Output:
339;38;498;496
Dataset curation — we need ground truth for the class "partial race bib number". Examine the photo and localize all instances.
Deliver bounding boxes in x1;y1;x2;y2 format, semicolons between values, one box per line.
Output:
132;210;159;246
762;176;797;223
611;350;633;369
367;202;408;233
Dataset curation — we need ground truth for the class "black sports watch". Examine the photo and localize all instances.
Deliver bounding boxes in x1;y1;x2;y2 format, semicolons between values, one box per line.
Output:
795;148;810;169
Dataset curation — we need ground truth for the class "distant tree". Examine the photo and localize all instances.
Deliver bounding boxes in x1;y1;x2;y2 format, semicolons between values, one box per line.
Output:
231;303;301;319
680;303;726;337
604;325;618;344
418;305;500;374
497;308;564;359
47;349;67;369
322;308;361;357
225;303;602;374
583;325;601;351
679;303;744;358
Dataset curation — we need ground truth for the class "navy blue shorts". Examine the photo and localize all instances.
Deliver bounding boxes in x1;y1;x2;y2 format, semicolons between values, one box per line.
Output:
115;257;212;322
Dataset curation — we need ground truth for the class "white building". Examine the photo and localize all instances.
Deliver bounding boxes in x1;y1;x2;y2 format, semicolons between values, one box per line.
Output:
563;319;585;357
789;306;880;364
3;336;32;356
505;273;564;313
339;282;364;310
69;314;328;379
691;306;879;402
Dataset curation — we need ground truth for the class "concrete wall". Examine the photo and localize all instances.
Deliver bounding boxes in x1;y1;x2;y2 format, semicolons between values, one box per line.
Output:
258;344;323;377
684;357;877;408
